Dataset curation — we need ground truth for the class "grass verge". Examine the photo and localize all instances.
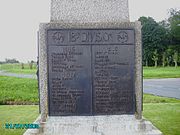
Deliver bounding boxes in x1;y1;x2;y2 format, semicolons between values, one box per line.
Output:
143;66;180;79
0;76;38;105
143;103;180;135
0;105;39;135
143;94;180;103
143;94;180;135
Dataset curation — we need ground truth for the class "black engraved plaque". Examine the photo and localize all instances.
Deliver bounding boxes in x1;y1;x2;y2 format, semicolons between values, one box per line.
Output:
47;29;135;116
93;45;135;114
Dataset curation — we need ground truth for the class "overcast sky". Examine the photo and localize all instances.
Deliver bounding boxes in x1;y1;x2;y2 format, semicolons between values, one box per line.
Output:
0;0;179;62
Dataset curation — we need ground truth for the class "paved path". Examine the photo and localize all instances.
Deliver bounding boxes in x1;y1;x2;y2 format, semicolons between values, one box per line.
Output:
0;70;37;79
0;70;180;99
143;78;180;99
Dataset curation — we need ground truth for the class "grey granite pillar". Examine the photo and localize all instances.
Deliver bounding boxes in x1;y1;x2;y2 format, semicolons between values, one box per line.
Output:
51;0;129;23
22;0;163;134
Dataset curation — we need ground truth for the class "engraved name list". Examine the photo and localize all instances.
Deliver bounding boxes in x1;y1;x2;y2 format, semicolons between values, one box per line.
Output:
47;29;135;116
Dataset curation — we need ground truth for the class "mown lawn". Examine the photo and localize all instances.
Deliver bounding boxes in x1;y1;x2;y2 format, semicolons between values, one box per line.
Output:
0;99;179;135
143;103;180;135
143;94;180;103
0;76;38;105
0;63;36;74
0;74;180;135
143;66;180;79
0;105;39;135
143;94;180;135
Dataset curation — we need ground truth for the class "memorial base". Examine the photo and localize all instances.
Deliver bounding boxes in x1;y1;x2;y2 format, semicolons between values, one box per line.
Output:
24;115;162;135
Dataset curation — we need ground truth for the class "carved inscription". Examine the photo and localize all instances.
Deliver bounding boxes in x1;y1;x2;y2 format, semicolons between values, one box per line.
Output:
93;45;135;114
48;45;92;116
47;29;134;45
47;29;135;116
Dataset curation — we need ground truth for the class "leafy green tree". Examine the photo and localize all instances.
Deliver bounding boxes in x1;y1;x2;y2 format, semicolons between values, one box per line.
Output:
168;8;180;44
5;58;19;64
166;45;180;66
166;48;174;66
138;17;167;66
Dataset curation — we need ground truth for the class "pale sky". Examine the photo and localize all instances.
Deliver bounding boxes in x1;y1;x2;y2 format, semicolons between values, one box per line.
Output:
0;0;179;62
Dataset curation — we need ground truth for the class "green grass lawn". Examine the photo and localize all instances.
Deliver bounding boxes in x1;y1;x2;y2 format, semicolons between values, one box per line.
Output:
143;103;180;135
143;94;180;135
0;71;180;134
0;76;38;105
0;105;39;135
143;66;180;79
0;63;36;74
0;98;179;135
143;94;180;103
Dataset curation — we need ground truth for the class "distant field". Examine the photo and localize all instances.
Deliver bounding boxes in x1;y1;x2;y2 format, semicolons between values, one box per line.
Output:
0;105;39;135
0;63;36;74
143;67;180;79
1;64;180;79
0;76;38;105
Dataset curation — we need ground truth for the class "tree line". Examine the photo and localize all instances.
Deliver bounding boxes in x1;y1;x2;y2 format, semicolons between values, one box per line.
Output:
138;8;180;67
139;8;180;67
1;9;179;68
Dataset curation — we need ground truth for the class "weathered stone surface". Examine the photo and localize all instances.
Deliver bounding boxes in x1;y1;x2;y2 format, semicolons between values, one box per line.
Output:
51;0;129;23
24;115;162;135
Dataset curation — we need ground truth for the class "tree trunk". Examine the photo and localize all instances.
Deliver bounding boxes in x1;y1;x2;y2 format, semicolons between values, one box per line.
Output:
146;60;148;67
162;53;166;67
162;62;165;67
155;60;157;68
166;58;170;67
174;61;177;68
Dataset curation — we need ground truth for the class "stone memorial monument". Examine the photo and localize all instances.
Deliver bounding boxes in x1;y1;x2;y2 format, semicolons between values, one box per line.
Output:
24;0;162;134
